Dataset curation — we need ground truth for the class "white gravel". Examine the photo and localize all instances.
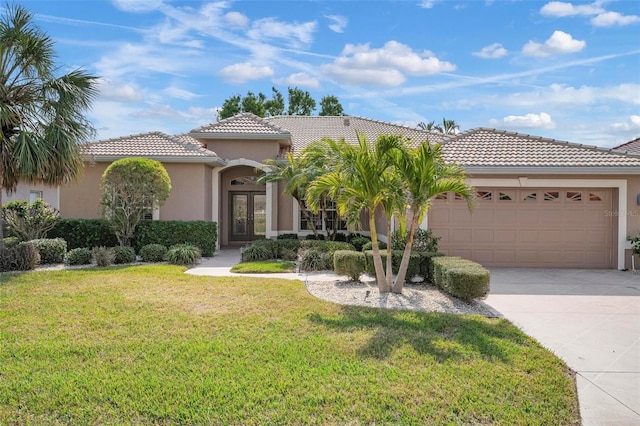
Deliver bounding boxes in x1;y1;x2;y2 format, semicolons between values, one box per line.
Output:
304;279;499;317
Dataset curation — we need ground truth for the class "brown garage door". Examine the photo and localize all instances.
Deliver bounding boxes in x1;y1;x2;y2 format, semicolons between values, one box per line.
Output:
429;188;614;268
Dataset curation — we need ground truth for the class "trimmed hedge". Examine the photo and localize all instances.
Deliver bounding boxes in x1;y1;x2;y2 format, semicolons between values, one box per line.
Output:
361;241;387;251
50;219;217;257
113;246;136;264
65;248;92;265
431;257;490;302
29;238;67;264
300;240;356;269
139;244;167;262
133;221;217;257
363;250;445;283
333;250;366;281
49;219;118;250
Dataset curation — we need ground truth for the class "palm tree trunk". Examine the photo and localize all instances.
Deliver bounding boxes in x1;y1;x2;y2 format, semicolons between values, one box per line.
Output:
392;214;419;294
369;215;390;292
385;216;393;290
0;166;5;249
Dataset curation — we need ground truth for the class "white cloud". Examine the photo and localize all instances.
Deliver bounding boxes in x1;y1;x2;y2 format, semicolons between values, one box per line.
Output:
224;11;249;29
419;1;439;9
610;115;640;131
274;72;319;88
217;62;274;83
522;30;585;57
322;40;456;86
163;86;198;100
591;11;640;27
132;104;217;123
111;0;164;13
97;79;144;102
473;43;507;59
490;112;556;129
540;1;603;17
246;18;316;48
326;15;347;33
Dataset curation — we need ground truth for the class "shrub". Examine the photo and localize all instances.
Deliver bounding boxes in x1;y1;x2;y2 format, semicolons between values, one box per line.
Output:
416;252;445;283
65;248;92;265
305;234;325;240
92;246;115;267
29;238;67;264
242;244;273;262
133;221;217;257
1;242;41;272
333;250;366;281
361;241;387;251
49;219;118;250
3;237;19;248
2;199;59;241
363;250;420;280
139;244;167;262
277;233;299;240
166;244;201;266
391;228;440;252
252;239;279;259
300;249;329;271
113;246;136;264
275;239;301;260
300;240;355;269
349;236;371;252
332;233;347;242
432;257;490;302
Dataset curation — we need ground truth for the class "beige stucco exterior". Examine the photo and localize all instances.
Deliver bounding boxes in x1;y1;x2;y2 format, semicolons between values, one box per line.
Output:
3;184;59;209
203;139;281;164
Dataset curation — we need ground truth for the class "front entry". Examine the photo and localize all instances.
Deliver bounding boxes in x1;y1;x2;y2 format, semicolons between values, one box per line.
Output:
229;192;266;243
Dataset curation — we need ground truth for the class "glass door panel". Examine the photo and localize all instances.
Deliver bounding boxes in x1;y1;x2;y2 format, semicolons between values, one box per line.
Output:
232;194;248;237
253;194;266;237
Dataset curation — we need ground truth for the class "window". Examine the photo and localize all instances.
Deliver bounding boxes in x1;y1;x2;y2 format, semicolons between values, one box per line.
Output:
567;191;582;201
29;190;43;204
231;176;259;185
477;191;492;200
435;193;448;200
499;192;512;201
589;193;603;202
543;191;559;201
299;200;346;232
523;192;537;201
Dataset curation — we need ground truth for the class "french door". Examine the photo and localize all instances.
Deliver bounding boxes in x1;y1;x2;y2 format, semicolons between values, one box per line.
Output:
229;192;266;242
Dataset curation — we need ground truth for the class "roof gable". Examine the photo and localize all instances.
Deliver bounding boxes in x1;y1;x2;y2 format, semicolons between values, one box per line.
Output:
614;137;640;154
265;115;451;153
82;132;222;162
190;113;291;139
442;128;640;169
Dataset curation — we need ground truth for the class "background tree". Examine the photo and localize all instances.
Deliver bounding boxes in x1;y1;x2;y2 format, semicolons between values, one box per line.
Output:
0;5;98;247
240;92;267;117
218;95;242;120
319;95;344;116
100;158;171;247
287;87;316;116
264;87;285;116
417;118;460;134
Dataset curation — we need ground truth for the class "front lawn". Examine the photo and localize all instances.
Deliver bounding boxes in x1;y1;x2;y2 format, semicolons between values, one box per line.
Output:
0;265;579;425
230;260;295;273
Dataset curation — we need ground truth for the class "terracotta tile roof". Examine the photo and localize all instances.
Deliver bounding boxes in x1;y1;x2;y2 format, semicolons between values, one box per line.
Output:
442;128;640;168
190;113;291;137
265;115;451;154
82;132;220;159
613;137;640;154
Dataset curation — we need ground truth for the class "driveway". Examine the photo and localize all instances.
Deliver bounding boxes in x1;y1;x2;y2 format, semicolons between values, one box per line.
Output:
485;268;640;426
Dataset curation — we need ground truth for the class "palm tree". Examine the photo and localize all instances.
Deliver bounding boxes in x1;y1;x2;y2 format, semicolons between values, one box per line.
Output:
307;133;404;292
417;118;460;135
0;5;98;246
391;143;474;293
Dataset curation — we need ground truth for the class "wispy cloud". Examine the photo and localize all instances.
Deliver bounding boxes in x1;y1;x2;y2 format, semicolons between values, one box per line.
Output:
274;72;320;88
473;43;507;59
35;13;144;33
218;62;274;83
522;30;585;57
540;1;639;27
163;86;199;100
490;112;556;129
326;15;348;33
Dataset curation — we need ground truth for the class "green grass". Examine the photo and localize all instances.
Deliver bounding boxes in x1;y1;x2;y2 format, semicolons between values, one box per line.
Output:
0;265;579;425
230;260;295;273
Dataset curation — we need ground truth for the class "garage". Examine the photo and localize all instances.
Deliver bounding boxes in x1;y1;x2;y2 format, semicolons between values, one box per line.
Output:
428;187;615;268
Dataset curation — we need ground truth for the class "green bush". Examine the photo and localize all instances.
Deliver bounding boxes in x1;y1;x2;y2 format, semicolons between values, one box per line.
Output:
432;257;490;302
361;241;387;251
275;239;301;260
49;219;118;250
29;238;67;264
92;246;115;267
391;228;440;252
65;248;92;265
333;250;366;281
3;237;19;248
349;236;371;251
139;244;167;262
300;249;329;271
416;252;446;283
133;221;217;257
0;242;40;272
166;244;202;266
300;240;355;269
363;250;420;281
113;246;136;264
277;233;299;240
242;244;273;262
2;199;59;241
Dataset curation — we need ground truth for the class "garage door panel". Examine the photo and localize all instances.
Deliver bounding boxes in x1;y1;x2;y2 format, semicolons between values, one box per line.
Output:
429;187;614;268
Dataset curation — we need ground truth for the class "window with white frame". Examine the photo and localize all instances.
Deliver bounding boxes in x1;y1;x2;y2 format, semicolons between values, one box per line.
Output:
299;200;347;232
29;190;43;204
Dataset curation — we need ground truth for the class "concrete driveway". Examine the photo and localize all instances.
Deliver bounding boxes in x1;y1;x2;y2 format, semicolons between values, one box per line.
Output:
485;268;640;426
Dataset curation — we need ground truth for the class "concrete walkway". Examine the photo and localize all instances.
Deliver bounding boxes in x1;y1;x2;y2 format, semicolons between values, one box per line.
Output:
487;268;640;426
188;251;640;425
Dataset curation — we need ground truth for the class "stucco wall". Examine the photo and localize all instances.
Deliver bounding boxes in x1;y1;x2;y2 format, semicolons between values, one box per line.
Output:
276;182;294;232
204;139;281;164
3;184;59;209
59;161;211;221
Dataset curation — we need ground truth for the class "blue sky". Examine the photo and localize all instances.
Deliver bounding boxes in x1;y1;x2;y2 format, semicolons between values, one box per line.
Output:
13;0;640;147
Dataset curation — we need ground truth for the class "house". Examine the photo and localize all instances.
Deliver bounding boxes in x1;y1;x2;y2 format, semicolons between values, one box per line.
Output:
6;113;640;270
614;137;640;155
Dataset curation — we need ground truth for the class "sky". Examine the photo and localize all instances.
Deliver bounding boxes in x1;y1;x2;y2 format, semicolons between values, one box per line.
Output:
10;0;640;148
